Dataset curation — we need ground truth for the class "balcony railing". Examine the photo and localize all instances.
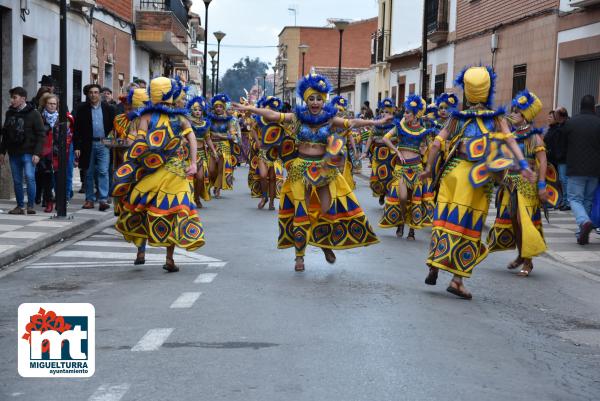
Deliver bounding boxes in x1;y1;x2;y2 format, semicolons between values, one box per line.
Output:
371;30;390;64
139;0;189;28
426;0;449;43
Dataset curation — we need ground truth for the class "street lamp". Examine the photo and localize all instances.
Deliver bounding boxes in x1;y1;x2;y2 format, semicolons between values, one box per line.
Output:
208;50;218;96
298;44;310;76
202;0;213;97
272;63;278;96
279;57;287;101
263;74;267;97
213;30;226;93
332;19;350;95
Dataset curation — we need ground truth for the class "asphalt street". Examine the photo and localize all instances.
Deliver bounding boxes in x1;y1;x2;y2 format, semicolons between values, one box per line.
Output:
1;166;599;401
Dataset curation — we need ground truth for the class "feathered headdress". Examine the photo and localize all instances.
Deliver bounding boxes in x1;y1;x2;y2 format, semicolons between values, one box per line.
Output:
404;94;427;118
261;96;283;111
127;88;149;109
512;89;542;123
435;93;459;111
378;98;395;112
330;95;348;111
296;73;333;102
186;95;208;113
148;76;177;105
426;103;438;119
211;93;231;108
455;65;496;108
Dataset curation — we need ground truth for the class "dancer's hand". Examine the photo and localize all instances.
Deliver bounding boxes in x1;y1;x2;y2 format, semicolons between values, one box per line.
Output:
211;150;218;159
185;163;197;176
538;188;549;203
418;169;432;181
520;167;535;183
395;150;405;164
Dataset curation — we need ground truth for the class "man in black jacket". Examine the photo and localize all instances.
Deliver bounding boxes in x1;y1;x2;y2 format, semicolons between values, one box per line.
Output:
544;107;570;210
0;87;46;214
73;84;115;211
564;95;600;245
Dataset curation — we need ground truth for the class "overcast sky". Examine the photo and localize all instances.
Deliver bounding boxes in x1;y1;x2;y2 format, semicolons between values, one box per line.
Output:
191;0;379;77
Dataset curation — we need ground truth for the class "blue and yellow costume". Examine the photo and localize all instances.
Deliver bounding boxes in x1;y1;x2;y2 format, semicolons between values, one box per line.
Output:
278;73;379;257
208;94;240;192
487;90;560;268
368;98;397;199
380;95;432;230
248;96;285;199
186;96;212;202
112;77;205;251
427;66;516;277
329;95;356;190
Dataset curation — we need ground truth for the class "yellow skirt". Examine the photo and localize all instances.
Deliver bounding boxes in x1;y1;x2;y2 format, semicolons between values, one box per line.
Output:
195;146;211;202
379;158;432;229
116;166;205;251
211;140;234;190
248;149;284;198
487;173;546;258
369;143;394;197
342;158;356;190
426;159;492;277
278;156;379;256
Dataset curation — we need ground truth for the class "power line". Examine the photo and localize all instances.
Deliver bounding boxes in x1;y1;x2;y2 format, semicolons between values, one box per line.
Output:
205;43;278;48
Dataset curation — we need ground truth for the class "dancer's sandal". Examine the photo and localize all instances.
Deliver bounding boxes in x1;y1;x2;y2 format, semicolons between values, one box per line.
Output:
378;194;385;206
322;248;336;264
294;257;305;272
162;257;179;273
134;252;146;265
516;260;533;277
268;201;275;210
446;279;472;300
257;197;267;209
406;228;415;241
424;267;438;285
396;225;404;238
507;257;524;270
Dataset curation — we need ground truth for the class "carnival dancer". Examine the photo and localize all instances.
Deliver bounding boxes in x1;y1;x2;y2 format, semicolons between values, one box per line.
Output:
487;89;559;276
419;66;535;299
207;93;241;198
329;95;358;190
379;95;432;240
186;96;217;208
250;96;286;210
232;72;388;272
112;77;204;272
361;98;397;205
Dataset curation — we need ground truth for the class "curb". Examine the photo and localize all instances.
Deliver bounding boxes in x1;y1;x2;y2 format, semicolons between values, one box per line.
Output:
0;217;100;269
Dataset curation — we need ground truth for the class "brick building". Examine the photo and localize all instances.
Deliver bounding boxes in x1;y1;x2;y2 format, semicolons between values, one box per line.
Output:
275;17;377;105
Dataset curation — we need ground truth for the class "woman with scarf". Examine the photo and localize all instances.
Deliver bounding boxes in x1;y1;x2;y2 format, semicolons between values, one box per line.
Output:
487;89;558;276
36;93;74;213
233;72;387;272
186;96;217;208
207;94;241;198
379;95;432;240
360;98;397;205
419;66;535;299
112;77;204;272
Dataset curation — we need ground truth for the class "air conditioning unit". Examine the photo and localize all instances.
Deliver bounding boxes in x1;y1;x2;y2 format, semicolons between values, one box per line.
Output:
569;0;600;7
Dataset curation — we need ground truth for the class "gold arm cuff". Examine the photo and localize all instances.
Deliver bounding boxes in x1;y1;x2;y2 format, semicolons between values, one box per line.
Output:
434;135;446;152
490;132;514;140
343;119;350;129
181;127;193;136
278;113;285;124
533;146;546;153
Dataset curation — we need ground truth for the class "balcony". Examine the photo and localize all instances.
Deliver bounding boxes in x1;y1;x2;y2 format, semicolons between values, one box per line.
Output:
569;0;600;6
136;0;190;57
371;30;390;65
426;0;449;44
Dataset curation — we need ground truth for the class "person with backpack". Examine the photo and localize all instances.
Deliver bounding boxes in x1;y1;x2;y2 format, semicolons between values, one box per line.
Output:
0;87;46;215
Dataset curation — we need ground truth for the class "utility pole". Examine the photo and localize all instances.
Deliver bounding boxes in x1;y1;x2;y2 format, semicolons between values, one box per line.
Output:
56;0;68;217
421;0;429;100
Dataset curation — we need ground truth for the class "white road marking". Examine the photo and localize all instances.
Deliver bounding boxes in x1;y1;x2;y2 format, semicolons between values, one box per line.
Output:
88;383;130;401
27;220;72;227
542;227;574;234
0;224;24;231
53;250;202;263
194;273;218;283
552;251;600;263
170;292;202;308
206;261;228;268
0;231;45;239
131;328;174;352
26;261;202;269
0;214;48;221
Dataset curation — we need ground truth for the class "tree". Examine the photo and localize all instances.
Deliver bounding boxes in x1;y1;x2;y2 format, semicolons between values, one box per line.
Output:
219;57;271;101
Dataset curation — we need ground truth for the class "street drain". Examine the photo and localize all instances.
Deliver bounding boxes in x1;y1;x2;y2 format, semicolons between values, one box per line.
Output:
37;282;82;291
558;329;600;347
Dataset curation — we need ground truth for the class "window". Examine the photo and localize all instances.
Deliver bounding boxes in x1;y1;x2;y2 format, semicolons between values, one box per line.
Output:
51;64;61;96
104;63;113;91
425;0;439;33
72;69;82;109
512;64;527;98
391;86;397;104
434;73;445;97
398;83;405;105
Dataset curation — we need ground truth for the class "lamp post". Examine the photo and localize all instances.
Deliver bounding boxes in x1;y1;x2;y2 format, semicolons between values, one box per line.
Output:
280;57;287;102
298;44;309;76
213;30;226;93
263;74;267;97
272;63;278;96
201;0;213;97
332;19;350;96
56;0;68;217
208;50;217;96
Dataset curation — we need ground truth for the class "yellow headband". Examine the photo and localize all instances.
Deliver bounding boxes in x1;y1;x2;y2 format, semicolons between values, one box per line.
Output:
303;87;326;103
213;100;225;107
131;88;149;109
519;93;543;122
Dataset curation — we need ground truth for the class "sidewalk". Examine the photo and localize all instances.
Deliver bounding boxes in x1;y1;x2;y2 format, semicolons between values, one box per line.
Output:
0;177;115;268
356;163;600;275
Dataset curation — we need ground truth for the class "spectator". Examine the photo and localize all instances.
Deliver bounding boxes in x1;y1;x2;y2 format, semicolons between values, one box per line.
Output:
363;101;374;119
0;87;46;214
136;79;147;89
544;109;568;210
38;75;56;94
102;87;117;107
73;84;115;211
32;86;52;110
563;95;600;245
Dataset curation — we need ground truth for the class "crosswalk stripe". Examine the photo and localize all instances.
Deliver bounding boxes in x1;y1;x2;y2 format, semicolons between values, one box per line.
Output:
131;328;174;352
88;384;130;401
27;261;202;269
194;273;218;283
170;292;202;309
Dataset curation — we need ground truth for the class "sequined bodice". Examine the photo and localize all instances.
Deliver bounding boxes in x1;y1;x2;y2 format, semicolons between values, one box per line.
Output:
297;122;331;144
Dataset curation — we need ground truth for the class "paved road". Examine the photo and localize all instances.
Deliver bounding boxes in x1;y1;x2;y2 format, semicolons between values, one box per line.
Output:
1;167;599;401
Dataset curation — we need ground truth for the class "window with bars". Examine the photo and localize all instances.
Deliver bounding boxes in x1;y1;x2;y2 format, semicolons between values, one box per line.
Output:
434;73;445;97
512;64;527;99
51;64;61;96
